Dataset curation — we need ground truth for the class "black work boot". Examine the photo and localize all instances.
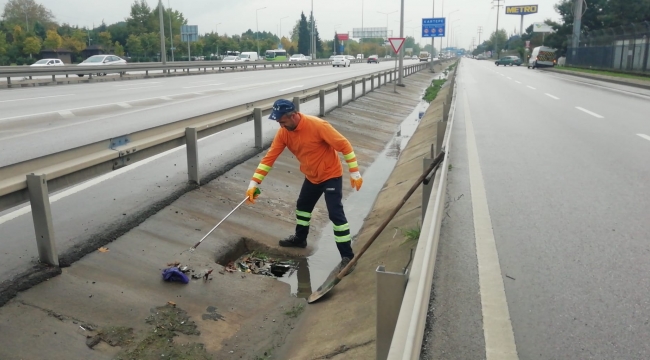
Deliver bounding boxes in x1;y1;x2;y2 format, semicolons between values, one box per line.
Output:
279;235;307;248
337;257;356;276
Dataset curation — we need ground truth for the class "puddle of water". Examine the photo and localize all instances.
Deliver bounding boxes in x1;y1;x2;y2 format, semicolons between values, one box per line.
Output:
278;99;431;298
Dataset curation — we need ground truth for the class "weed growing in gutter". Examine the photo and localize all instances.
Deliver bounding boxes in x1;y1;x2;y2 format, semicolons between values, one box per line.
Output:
423;79;447;103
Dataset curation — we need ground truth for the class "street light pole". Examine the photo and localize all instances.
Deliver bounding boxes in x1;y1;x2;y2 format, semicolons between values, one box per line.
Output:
443;10;459;56
378;10;397;39
216;23;221;59
448;19;460;50
256;7;266;56
398;0;404;86
168;0;174;61
158;0;166;64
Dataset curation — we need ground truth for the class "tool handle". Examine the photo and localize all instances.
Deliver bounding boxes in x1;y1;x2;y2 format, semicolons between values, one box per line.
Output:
190;189;260;250
335;151;445;280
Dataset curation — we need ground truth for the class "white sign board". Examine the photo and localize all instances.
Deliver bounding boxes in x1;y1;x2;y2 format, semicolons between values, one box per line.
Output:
532;22;554;33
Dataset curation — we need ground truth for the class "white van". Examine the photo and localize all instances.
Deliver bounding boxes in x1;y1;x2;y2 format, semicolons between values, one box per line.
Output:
528;46;556;69
239;52;259;61
356;54;363;59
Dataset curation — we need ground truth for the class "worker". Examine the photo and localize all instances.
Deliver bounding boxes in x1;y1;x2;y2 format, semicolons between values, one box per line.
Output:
246;99;363;275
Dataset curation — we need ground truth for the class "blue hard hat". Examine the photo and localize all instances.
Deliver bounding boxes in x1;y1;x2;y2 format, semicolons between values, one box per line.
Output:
269;99;295;120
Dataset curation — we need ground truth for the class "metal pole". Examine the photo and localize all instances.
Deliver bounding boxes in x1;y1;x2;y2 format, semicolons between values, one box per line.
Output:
26;174;59;266
158;0;167;64
431;0;435;63
520;15;524;37
571;0;583;57
168;0;174;61
440;0;444;57
256;11;260;56
495;0;502;58
398;0;405;86
185;128;199;184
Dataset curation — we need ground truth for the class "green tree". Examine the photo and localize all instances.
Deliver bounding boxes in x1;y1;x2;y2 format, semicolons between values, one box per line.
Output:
126;34;143;55
98;31;112;49
2;0;56;31
22;35;40;57
62;35;85;53
0;31;8;55
140;32;158;57
106;22;129;47
127;0;153;35
114;41;124;56
489;29;508;56
297;12;310;55
43;29;62;49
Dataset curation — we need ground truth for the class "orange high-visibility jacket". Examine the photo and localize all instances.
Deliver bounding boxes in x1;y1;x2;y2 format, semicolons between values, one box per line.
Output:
252;113;359;185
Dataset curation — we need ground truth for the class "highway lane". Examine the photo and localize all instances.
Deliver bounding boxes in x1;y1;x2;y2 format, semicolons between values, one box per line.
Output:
0;60;418;166
424;59;650;359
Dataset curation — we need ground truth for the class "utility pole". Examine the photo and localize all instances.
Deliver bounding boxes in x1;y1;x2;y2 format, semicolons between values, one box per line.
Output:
492;0;504;58
431;0;435;59
168;0;174;61
158;0;167;64
216;23;221;59
478;26;483;46
571;0;583;58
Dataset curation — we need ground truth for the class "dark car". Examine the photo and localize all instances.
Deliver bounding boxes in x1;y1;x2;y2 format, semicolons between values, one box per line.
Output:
367;55;379;64
495;56;522;66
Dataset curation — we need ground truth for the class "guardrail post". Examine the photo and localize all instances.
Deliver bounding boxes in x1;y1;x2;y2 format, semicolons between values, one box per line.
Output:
185;127;200;185
436;119;446;156
254;108;263;149
384;72;387;85
145;70;149;77
351;80;356;101
6;77;11;87
362;77;366;96
26;174;59;267
51;75;55;82
371;74;374;91
376;265;408;360
293;97;301;112
319;89;325;116
337;84;343;108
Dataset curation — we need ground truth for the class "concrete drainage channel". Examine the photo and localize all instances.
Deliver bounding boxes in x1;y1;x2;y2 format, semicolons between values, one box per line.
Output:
0;64;452;360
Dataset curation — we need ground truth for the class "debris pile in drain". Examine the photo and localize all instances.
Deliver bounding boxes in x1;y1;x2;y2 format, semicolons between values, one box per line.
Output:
227;251;297;278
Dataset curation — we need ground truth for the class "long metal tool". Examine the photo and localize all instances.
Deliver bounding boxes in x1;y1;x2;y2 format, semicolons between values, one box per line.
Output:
189;197;248;252
307;150;446;303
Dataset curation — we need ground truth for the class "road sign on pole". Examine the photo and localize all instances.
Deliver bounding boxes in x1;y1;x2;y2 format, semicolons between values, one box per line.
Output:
388;37;405;54
422;18;445;38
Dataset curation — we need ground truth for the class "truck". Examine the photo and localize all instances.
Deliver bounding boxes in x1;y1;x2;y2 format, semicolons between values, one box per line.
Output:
419;51;430;62
528;46;556;69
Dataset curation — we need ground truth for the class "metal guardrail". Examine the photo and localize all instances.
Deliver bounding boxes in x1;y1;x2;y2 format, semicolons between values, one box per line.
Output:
0;59;363;86
0;60;435;267
384;63;459;360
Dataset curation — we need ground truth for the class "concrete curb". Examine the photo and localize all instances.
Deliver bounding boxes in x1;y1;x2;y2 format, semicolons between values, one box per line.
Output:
541;67;650;91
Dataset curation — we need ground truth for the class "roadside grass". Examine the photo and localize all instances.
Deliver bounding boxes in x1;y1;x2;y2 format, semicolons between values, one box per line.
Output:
401;223;422;244
557;66;650;82
423;79;446;103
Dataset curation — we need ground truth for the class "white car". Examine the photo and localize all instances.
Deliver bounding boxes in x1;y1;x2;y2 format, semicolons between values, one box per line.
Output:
221;56;242;62
289;54;306;61
76;55;126;76
345;55;355;61
31;58;64;67
332;55;350;67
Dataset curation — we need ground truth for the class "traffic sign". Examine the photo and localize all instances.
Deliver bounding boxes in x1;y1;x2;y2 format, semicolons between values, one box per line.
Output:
422;18;445;38
388;38;405;54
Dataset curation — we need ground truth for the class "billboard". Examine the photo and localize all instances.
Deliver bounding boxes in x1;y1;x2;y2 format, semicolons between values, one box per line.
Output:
181;25;198;42
532;22;554;32
337;33;350;41
505;5;538;15
422;18;445;38
352;27;392;38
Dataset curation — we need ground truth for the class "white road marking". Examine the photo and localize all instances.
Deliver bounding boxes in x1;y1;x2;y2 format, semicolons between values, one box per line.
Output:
636;134;650;142
527;86;536;90
0;94;75;103
194;92;204;95
114;82;161;87
463;95;519;360
117;103;132;108
279;85;304;91
160;96;173;100
576;107;604;118
58;110;74;118
182;83;224;89
545;93;559;100
0;129;218;226
515;81;521;84
118;86;162;91
507;77;512;80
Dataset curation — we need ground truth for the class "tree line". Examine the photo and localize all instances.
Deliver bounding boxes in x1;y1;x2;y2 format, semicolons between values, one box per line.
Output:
472;0;650;59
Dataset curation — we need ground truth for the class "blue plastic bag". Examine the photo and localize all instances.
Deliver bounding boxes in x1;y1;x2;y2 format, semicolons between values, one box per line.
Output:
162;267;189;284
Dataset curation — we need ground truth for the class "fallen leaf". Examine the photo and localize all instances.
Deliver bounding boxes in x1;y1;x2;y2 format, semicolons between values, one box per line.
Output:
167;301;176;307
98;247;110;253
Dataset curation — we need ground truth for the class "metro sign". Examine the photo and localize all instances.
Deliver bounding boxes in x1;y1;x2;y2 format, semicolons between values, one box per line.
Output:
505;5;538;15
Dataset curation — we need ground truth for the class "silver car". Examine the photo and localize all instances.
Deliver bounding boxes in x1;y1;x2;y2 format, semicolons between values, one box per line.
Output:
332;55;350;67
77;55;127;77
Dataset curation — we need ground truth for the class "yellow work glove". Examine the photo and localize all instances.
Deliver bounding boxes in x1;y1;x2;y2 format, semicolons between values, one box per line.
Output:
246;181;261;204
350;171;363;191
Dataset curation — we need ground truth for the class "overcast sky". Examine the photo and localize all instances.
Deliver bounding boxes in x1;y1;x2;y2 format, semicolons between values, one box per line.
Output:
38;0;564;50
